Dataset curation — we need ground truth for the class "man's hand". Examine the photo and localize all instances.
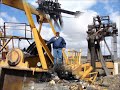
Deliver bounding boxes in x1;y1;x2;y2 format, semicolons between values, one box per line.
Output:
62;48;66;51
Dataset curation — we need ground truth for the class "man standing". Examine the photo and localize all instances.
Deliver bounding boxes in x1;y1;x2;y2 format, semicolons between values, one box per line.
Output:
47;32;66;65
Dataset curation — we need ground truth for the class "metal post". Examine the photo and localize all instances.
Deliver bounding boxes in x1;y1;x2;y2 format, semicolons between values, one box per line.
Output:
25;24;26;38
113;34;117;61
87;36;96;72
3;22;6;37
104;39;113;57
113;33;118;75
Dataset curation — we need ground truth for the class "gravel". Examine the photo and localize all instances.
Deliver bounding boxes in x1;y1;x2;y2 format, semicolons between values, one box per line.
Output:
22;80;84;90
108;74;120;90
99;74;120;90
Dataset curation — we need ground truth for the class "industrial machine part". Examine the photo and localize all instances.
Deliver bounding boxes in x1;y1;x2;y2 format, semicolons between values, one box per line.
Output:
0;68;52;90
0;0;84;89
87;15;118;75
0;0;80;72
62;49;98;83
36;0;81;28
0;22;32;60
26;41;51;56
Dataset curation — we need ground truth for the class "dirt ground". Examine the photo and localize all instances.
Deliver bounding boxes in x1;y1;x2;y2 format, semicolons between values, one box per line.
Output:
0;60;120;90
23;80;82;90
21;73;120;90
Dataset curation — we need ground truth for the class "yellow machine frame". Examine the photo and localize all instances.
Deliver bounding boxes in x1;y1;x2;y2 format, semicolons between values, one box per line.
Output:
0;0;56;71
63;49;98;83
0;0;98;83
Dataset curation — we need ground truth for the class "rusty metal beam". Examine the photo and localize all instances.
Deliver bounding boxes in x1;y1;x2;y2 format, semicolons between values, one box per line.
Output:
0;36;12;52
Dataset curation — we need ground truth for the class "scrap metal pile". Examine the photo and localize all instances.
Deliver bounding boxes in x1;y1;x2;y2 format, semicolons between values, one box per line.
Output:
87;15;118;75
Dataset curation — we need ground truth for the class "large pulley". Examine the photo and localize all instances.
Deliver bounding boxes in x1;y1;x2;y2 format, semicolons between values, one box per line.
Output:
6;48;24;66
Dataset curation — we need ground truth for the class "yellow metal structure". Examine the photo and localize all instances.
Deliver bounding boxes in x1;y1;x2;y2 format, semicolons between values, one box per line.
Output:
0;48;27;67
67;49;81;65
0;0;98;84
96;61;114;69
0;0;56;72
63;49;98;83
23;1;48;70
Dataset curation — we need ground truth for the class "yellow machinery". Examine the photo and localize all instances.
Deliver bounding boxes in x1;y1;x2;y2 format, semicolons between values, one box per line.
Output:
0;0;55;71
0;0;97;90
0;0;56;89
62;49;98;83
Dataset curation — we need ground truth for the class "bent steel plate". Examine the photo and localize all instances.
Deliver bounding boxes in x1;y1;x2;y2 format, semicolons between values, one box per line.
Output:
0;68;47;90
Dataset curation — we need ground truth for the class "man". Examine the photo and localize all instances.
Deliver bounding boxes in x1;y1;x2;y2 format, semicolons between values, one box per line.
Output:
47;32;66;65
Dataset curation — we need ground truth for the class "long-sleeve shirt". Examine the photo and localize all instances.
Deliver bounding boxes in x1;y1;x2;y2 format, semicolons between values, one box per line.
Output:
47;36;66;49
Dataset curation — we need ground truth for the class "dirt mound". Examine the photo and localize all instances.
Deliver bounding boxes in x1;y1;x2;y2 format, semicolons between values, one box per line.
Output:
100;74;120;90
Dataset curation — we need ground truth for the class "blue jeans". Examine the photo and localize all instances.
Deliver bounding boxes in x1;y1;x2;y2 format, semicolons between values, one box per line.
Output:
53;48;62;65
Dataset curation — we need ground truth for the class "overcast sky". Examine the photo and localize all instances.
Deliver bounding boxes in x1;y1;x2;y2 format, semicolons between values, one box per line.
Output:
0;0;120;57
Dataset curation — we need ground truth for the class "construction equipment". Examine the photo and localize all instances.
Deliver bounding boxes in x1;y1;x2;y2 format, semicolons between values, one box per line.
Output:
87;15;118;76
36;0;80;28
0;0;80;71
0;0;98;89
0;0;82;70
0;0;84;89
